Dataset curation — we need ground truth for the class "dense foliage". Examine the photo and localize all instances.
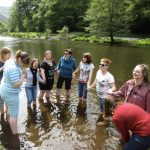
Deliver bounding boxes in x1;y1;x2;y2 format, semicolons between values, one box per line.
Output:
86;0;132;42
8;0;89;32
0;22;6;33
7;0;150;42
130;0;150;35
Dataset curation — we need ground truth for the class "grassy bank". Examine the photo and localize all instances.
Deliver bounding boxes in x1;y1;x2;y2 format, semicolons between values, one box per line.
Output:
4;32;150;47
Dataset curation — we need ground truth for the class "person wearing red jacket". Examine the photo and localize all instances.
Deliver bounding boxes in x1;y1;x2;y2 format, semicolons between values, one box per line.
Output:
113;103;150;150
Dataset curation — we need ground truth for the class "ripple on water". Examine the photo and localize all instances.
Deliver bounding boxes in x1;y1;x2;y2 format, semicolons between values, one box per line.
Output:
0;82;121;150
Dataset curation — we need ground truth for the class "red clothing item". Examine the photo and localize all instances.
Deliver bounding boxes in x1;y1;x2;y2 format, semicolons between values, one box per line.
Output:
113;103;150;142
111;79;150;113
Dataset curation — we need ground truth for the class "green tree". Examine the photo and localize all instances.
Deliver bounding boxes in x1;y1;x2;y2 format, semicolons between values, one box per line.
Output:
47;0;89;32
32;0;56;32
8;0;89;33
8;3;23;32
130;0;150;35
86;0;131;43
0;22;6;33
8;0;40;32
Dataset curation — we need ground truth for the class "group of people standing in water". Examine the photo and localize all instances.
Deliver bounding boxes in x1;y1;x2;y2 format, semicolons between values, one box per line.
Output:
0;47;150;150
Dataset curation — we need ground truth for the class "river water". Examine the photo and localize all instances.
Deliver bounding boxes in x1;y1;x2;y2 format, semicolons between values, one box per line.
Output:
0;35;150;150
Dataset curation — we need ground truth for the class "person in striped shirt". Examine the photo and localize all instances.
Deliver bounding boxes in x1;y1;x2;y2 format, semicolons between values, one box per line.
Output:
0;50;30;140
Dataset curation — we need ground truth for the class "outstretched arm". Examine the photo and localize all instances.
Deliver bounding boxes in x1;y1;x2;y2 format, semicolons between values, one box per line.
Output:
87;68;94;87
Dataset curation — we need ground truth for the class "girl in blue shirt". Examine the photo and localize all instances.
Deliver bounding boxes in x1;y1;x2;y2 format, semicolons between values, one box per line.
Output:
0;50;30;139
56;49;76;104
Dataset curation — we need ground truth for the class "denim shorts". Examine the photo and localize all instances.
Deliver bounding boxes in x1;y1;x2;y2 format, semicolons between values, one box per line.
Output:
57;76;72;90
78;81;87;99
0;87;19;118
123;134;150;150
25;86;37;105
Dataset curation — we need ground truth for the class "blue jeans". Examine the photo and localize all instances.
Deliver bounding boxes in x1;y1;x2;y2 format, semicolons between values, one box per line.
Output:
78;81;87;99
25;86;37;105
99;97;105;113
123;134;150;150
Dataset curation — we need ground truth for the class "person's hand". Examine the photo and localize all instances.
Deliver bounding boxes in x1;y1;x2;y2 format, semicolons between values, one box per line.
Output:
118;134;125;145
72;73;76;79
106;95;115;102
87;86;92;91
54;68;58;72
42;79;46;84
57;70;60;75
0;67;4;72
107;89;113;95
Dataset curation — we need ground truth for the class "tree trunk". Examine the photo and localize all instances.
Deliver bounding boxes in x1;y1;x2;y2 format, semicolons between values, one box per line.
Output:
110;30;114;44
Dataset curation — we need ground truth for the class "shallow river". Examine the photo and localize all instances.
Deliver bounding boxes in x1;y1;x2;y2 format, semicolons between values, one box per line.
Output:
0;35;150;150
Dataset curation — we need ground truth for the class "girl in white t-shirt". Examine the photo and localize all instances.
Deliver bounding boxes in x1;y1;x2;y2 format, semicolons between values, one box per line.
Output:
88;58;116;125
73;53;94;109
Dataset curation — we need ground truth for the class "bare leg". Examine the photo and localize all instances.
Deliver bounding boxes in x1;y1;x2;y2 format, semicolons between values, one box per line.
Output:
33;100;36;111
56;89;61;105
65;90;70;103
9;116;18;134
56;88;60;97
0;103;5;121
66;90;70;98
38;90;45;102
97;112;104;123
82;98;87;108
78;97;83;108
45;90;50;100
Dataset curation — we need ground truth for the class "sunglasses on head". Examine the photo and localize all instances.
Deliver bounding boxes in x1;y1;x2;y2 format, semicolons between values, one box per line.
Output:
99;64;109;67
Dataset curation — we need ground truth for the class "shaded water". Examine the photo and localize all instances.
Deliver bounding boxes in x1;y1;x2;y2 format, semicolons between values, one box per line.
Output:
0;35;150;150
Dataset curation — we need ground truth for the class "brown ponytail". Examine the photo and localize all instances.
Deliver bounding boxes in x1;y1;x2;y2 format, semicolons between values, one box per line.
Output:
15;50;30;65
15;50;22;59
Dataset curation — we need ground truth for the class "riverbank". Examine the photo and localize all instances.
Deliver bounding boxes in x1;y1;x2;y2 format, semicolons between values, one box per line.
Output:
4;32;150;47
